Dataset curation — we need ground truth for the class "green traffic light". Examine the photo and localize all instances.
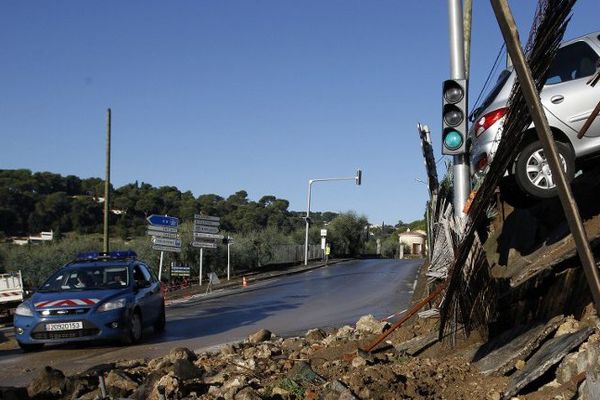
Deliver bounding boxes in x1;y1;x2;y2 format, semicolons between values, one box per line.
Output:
444;130;463;150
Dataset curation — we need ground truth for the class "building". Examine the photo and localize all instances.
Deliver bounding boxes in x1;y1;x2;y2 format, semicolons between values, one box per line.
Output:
398;228;427;256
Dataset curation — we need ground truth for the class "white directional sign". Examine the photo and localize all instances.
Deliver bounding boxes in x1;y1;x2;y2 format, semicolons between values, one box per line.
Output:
194;219;220;227
153;237;182;247
147;225;179;233
193;225;220;234
146;230;180;239
193;232;224;240
191;241;218;249
152;244;182;253
194;215;220;222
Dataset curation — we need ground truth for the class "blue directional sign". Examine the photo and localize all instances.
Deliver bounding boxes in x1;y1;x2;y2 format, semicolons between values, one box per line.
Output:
146;215;179;227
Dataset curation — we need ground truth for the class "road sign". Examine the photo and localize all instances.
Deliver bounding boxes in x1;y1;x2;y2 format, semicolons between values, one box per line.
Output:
171;265;191;277
193;232;224;240
193;225;219;234
152;237;182;247
194;219;221;227
152;244;182;253
147;215;179;227
146;230;180;239
321;229;328;236
146;225;179;233
191;241;218;249
194;214;220;222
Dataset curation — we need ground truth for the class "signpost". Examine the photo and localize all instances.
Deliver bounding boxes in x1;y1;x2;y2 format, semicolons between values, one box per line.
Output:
226;236;234;281
146;214;180;280
193;215;221;285
171;265;191;277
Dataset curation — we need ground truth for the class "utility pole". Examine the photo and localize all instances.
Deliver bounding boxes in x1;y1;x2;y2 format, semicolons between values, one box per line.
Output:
103;108;111;253
447;0;470;218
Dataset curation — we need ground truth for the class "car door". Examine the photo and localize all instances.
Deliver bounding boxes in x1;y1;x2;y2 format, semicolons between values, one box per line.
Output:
132;264;155;326
540;39;600;147
139;264;161;324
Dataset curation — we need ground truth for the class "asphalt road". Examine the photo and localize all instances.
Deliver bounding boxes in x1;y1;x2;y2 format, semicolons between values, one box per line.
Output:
0;258;421;386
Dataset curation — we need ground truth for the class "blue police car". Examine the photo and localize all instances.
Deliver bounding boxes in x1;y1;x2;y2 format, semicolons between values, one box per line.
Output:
14;251;165;352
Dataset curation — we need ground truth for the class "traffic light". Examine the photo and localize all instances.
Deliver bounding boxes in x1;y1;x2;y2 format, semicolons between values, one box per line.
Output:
355;169;362;186
442;79;467;155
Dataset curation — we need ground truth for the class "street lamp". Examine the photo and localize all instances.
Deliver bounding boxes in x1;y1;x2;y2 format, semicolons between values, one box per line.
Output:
304;169;362;265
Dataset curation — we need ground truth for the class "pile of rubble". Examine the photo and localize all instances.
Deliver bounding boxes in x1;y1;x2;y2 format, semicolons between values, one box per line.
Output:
1;312;597;400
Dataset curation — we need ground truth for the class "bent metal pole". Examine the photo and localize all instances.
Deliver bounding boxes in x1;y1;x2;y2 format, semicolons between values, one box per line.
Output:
491;0;600;314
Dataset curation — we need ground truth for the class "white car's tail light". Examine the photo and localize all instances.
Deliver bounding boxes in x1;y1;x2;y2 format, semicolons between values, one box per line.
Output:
475;107;507;137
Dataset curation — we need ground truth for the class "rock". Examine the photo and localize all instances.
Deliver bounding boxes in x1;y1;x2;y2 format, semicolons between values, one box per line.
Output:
253;344;272;359
27;366;65;399
336;325;355;338
351;356;367;368
514;360;526;370
305;328;326;342
167;347;198;363
221;344;237;356
170;359;204;380
204;372;227;385
150;375;178;400
208;385;223;396
556;317;580;337
105;369;138;397
356;314;390;335
147;357;171;370
248;329;272;344
115;359;146;369
281;338;305;351
222;376;247;392
234;386;262;400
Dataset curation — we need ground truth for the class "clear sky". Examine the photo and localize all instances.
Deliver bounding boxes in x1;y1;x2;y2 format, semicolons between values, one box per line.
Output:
1;1;598;224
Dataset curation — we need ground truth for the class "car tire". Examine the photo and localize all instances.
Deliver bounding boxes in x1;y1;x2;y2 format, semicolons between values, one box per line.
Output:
154;304;166;333
18;342;44;352
514;140;574;199
123;310;143;344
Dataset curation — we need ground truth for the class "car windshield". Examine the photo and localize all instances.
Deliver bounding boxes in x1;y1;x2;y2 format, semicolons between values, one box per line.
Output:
38;265;130;292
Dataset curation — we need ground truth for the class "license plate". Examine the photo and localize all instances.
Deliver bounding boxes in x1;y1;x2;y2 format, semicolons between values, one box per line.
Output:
45;321;83;331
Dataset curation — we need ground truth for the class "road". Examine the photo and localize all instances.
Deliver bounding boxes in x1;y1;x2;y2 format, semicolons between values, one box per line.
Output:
0;258;421;386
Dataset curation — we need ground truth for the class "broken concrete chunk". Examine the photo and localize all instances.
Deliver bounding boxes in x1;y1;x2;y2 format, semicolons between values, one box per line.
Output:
248;329;272;344
105;369;139;397
305;328;326;342
502;327;594;400
27;366;66;399
167;347;198;363
355;314;390;335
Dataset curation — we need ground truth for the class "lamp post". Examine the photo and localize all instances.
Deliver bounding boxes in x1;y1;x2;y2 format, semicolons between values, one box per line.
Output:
304;170;362;265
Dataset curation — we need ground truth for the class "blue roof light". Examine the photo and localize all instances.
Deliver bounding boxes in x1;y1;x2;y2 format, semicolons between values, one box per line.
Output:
75;250;137;261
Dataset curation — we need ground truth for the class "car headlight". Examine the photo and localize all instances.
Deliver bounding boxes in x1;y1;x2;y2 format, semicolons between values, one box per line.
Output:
97;298;127;313
15;303;33;317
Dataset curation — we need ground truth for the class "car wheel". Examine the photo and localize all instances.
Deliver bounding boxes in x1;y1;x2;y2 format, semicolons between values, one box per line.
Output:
514;140;574;199
154;304;166;333
123;310;143;344
18;342;44;352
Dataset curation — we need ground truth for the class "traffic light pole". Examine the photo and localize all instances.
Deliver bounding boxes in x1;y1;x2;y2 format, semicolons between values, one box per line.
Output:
448;0;470;218
304;171;362;265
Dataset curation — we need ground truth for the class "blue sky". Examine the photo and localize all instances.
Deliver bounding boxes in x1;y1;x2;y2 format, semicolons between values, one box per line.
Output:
1;1;598;224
